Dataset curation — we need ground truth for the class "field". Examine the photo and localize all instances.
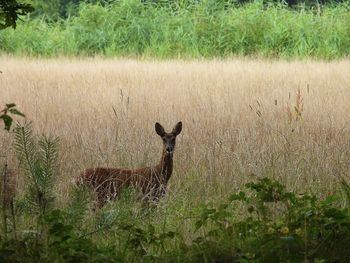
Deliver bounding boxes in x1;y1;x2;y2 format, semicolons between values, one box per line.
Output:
1;57;350;261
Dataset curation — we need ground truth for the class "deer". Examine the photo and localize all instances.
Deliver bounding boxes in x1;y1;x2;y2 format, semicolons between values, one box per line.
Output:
76;121;182;208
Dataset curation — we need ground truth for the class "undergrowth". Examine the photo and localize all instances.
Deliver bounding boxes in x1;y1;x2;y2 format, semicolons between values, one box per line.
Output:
1;122;350;262
1;1;350;58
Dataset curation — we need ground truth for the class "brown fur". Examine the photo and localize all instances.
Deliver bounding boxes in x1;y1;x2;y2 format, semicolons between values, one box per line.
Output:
76;122;182;208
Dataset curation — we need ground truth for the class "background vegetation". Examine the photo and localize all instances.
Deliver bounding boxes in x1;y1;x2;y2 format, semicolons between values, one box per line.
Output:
1;0;350;59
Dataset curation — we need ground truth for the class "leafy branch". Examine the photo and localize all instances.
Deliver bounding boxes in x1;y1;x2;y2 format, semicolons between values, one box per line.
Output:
0;0;34;29
0;103;25;131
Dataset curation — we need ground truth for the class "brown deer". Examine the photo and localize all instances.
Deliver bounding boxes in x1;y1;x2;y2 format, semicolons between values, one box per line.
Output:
76;121;182;208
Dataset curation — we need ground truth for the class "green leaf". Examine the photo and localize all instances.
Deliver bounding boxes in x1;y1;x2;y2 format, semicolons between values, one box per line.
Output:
194;220;204;231
148;224;155;234
248;206;255;213
5;103;16;109
321;195;339;206
229;191;247;201
208;229;219;237
324;208;346;220
159;231;176;240
0;114;13;131
166;231;176;239
9;108;25;117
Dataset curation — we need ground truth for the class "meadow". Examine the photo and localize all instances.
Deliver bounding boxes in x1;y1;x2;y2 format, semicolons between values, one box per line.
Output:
1;57;350;261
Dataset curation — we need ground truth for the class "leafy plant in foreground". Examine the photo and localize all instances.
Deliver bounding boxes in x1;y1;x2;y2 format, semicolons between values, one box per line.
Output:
193;177;350;262
13;122;59;233
0;104;25;131
340;179;350;211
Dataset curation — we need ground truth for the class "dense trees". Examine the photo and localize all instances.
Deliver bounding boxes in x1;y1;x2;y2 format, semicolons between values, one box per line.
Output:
8;0;348;22
0;0;33;29
27;0;110;19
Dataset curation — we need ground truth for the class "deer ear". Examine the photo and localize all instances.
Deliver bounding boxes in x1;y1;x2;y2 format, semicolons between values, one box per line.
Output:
155;122;165;137
172;121;182;136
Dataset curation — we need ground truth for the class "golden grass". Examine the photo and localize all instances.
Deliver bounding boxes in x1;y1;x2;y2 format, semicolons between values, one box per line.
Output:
1;56;350;207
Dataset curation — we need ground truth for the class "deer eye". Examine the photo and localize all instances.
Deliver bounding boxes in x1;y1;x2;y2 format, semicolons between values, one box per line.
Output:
171;138;175;143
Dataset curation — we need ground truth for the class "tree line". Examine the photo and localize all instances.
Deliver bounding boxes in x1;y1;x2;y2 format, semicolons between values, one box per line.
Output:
1;0;348;26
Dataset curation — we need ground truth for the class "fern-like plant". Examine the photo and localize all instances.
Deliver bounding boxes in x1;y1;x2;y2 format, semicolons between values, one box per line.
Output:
65;186;90;230
13;122;59;223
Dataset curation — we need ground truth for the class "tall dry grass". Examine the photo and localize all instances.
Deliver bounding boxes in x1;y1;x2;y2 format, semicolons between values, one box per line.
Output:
1;57;350;210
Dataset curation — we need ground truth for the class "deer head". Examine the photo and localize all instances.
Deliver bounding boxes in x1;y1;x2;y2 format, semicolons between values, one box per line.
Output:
155;122;182;155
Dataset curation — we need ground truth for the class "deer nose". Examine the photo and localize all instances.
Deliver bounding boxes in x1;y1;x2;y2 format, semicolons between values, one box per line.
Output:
166;146;173;153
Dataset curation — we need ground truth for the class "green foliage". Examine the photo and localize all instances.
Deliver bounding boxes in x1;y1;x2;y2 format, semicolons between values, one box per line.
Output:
193;177;350;261
0;209;114;263
0;0;33;29
0;104;25;131
13;122;59;219
28;0;111;20
64;186;90;228
341;179;350;211
1;1;350;58
1;174;350;261
28;0;79;20
44;209;110;263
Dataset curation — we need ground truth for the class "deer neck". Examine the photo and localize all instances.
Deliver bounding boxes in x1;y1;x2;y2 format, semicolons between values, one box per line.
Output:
158;149;173;183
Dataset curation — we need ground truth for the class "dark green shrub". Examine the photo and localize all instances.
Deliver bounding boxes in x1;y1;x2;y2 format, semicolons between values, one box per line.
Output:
193;177;350;262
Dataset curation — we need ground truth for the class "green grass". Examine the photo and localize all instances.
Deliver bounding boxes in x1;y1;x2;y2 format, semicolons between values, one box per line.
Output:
1;1;350;59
